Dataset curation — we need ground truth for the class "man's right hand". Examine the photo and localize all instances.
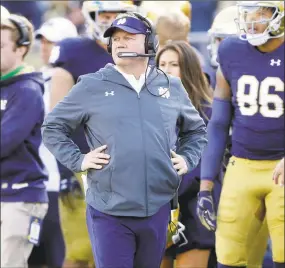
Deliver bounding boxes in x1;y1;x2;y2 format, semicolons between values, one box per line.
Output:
81;145;110;171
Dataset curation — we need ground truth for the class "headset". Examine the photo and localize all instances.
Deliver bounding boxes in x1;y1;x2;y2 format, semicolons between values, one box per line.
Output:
8;15;30;46
107;12;158;56
107;12;170;98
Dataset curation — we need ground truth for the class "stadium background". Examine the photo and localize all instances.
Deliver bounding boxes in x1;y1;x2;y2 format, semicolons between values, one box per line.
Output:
1;0;236;69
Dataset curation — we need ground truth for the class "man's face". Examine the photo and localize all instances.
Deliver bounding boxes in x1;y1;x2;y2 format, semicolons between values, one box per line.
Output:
40;37;55;65
111;29;146;65
242;7;274;35
0;29;17;74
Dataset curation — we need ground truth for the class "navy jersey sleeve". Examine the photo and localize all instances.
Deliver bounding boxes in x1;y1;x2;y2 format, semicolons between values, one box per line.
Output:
49;38;79;83
42;77;89;173
217;37;232;84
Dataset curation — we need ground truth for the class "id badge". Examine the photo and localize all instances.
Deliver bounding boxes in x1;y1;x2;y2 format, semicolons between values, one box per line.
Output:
27;216;43;246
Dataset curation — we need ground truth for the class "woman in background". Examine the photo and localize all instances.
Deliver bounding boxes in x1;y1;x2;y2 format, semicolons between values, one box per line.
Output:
156;41;221;268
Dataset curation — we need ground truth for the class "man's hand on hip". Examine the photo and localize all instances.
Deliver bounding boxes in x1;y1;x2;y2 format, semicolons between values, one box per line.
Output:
81;145;110;171
170;150;188;176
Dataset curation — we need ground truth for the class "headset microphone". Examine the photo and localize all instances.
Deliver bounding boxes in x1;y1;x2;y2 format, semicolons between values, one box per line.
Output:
117;52;156;58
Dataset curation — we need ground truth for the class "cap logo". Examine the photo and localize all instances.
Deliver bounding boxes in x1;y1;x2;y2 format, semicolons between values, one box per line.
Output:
117;18;127;25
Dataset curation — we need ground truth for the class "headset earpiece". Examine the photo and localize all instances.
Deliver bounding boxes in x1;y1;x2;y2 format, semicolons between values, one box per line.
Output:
107;37;112;54
132;12;158;54
8;15;30;47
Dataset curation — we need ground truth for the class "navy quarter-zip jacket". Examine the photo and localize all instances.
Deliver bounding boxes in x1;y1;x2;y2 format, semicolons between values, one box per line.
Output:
1;71;48;203
42;64;207;217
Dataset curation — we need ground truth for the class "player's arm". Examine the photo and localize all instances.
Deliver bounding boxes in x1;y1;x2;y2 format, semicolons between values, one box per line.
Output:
196;66;233;231
42;78;87;173
49;67;74;110
200;66;232;190
48;42;76;111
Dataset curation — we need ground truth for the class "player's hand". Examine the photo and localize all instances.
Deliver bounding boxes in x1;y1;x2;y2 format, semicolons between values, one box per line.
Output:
196;190;216;232
171;150;188;176
81;145;110;171
60;175;84;211
273;158;284;187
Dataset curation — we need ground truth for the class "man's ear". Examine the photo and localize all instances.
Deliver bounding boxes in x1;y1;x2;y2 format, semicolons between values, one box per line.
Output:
16;46;27;59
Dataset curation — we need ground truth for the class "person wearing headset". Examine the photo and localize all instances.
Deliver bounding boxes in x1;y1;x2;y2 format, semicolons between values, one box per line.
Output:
42;12;207;268
0;9;48;268
47;2;136;267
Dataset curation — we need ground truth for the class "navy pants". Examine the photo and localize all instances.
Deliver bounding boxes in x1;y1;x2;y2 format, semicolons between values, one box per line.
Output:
86;204;170;268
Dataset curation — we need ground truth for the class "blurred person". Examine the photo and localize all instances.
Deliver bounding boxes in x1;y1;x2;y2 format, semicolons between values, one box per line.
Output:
42;12;207;267
48;1;136;267
139;1;191;25
0;11;48;268
66;1;86;34
207;5;239;85
1;1;44;29
207;5;271;268
1;4;10;19
155;10;191;49
197;1;284;268
190;0;218;32
28;17;78;268
216;1;236;13
157;41;217;268
155;9;214;85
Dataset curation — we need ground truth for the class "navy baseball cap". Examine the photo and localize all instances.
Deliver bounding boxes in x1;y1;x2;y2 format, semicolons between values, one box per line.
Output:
103;16;150;38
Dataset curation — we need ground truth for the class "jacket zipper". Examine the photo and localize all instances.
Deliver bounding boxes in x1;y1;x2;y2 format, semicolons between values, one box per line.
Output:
137;90;148;216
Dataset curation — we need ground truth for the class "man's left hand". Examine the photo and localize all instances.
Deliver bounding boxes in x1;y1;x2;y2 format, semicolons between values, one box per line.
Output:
171;150;188;176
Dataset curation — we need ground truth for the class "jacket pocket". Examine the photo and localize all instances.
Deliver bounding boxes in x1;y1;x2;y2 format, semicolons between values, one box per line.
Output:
165;131;181;191
90;135;115;204
91;166;114;204
163;150;181;193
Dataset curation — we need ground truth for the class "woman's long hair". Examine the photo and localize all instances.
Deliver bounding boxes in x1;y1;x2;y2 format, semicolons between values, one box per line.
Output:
156;41;213;119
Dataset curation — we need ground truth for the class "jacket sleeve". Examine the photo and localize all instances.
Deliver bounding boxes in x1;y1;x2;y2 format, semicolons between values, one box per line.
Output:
1;87;44;158
176;80;208;173
41;78;88;173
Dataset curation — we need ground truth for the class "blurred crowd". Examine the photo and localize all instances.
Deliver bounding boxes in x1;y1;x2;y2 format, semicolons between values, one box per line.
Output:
1;0;236;68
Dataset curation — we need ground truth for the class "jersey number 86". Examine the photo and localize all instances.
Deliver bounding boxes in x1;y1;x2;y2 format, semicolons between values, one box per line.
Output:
237;75;284;118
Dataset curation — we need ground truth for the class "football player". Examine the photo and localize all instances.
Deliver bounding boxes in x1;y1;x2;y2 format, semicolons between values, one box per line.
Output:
28;17;78;268
207;5;273;268
197;1;284;268
207;5;238;87
48;1;136;267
